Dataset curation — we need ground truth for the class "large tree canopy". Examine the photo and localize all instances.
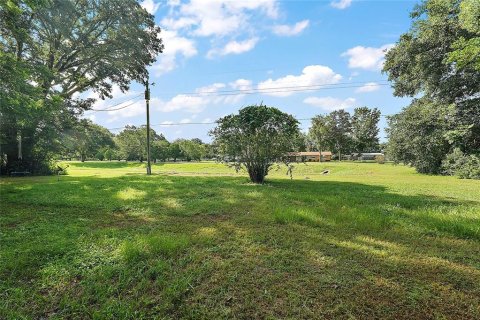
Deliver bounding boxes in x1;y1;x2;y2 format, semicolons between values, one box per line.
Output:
383;0;479;103
210;105;300;183
0;0;163;174
383;0;480;176
1;0;163;98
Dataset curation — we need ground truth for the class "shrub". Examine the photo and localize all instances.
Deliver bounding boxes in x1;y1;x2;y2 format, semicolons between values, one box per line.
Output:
210;104;300;183
375;155;385;164
442;148;480;179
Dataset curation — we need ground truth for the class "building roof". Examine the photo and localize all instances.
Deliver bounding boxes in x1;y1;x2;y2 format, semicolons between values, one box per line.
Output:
287;151;332;156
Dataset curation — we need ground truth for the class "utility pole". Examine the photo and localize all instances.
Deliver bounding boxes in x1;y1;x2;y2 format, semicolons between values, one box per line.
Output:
145;77;152;175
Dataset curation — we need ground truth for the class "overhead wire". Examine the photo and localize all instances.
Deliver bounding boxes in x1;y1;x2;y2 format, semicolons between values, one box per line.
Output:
85;80;389;114
82;79;393;132
106;115;393;131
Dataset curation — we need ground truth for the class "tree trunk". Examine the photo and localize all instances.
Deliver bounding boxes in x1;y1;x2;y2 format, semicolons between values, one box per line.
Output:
247;165;266;183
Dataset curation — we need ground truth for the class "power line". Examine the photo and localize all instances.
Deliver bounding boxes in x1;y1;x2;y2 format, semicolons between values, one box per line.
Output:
89;80;390;116
164;80;390;97
106;114;393;131
186;83;390;97
83;94;144;116
88;98;143;112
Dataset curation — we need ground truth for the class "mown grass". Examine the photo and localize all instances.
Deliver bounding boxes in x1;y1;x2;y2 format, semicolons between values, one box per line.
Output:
1;161;479;319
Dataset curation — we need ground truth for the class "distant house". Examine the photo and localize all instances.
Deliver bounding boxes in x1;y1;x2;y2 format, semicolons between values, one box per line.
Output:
357;152;384;161
286;151;332;162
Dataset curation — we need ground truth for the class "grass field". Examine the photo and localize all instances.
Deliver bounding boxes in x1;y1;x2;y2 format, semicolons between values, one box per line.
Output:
1;161;479;319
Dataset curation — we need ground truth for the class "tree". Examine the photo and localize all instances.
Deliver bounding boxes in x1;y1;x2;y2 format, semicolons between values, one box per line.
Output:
178;139;206;161
309;115;328;161
168;141;183;162
383;0;480;175
351;107;381;153
210;104;300;183
115;126;165;162
204;143;217;159
448;0;480;71
151;140;170;162
103;146;117;161
0;0;162;174
62;120;114;162
324;110;352;161
386;99;449;174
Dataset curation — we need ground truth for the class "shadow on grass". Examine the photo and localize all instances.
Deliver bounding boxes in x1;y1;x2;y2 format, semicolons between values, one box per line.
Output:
1;174;479;319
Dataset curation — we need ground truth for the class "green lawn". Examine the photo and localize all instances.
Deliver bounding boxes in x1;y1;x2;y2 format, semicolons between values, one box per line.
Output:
1;161;479;319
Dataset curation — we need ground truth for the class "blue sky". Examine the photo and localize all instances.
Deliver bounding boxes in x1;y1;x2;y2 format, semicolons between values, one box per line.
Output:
84;0;416;142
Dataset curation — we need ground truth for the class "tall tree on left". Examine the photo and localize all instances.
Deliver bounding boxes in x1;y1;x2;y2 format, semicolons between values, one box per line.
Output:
0;0;163;174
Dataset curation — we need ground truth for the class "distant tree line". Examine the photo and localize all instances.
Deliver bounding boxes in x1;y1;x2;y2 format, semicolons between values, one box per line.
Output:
307;107;382;160
58;121;212;163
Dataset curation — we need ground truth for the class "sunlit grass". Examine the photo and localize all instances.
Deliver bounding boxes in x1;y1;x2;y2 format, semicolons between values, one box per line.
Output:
0;161;479;318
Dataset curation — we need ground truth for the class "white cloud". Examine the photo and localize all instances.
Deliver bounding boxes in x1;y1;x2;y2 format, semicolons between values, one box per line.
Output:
155;79;250;113
272;20;309;36
167;0;180;7
152;30;197;76
160;0;280;59
342;44;394;71
355;82;381;93
161;0;278;37
140;0;160;14
303;96;356;111
257;65;342;97
207;38;259;58
196;83;226;94
180;118;192;123
330;0;352;9
161;17;197;30
156;95;207;113
229;79;253;91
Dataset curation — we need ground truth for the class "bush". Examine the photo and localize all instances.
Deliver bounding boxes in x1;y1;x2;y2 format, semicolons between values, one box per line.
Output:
442;149;480;179
375;155;385;164
210;104;300;183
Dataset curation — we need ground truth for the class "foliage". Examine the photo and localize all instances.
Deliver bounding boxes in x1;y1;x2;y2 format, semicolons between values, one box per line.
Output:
0;0;162;174
309;115;328;158
61;119;114;162
386;100;450;174
442;148;480;179
103;146;117;161
168;141;183;162
448;0;480;71
210;104;300;183
383;0;480;175
351;107;381;152
309;108;380;159
151;140;170;162
323;110;353;160
375;155;385;164
1;0;163;98
178;139;206;161
115;126;166;162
